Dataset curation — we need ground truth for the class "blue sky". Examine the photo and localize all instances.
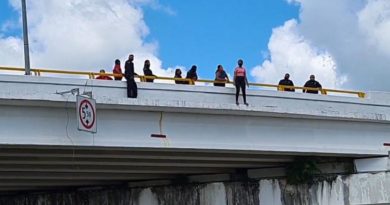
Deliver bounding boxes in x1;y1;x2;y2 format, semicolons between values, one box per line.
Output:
142;0;299;80
0;0;298;81
1;0;390;90
0;1;19;37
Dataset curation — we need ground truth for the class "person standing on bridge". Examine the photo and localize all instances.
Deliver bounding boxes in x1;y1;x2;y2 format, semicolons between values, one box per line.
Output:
112;59;123;81
143;60;156;83
303;74;322;94
278;73;295;92
234;59;249;106
125;54;138;98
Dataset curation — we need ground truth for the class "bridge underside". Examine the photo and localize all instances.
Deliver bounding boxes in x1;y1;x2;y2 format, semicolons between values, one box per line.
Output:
0;145;357;193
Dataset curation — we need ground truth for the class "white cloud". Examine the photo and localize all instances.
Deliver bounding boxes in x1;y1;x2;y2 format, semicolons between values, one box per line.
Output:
252;0;390;91
358;0;390;56
0;37;24;66
251;19;346;89
0;0;175;78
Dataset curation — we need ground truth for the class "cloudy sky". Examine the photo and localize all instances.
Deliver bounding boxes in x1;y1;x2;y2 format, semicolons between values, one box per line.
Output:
0;0;389;91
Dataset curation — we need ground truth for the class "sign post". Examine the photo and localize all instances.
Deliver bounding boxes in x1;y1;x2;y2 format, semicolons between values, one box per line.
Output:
21;0;31;75
76;95;97;133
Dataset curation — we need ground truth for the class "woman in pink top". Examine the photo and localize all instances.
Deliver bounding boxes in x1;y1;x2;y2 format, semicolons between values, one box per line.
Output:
112;59;123;81
234;59;249;106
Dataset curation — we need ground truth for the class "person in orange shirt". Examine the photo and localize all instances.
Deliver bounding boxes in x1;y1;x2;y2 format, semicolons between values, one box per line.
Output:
96;69;113;80
112;59;123;81
234;59;249;106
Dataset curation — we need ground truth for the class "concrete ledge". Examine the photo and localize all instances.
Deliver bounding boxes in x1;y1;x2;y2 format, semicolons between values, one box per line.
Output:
1;75;390;123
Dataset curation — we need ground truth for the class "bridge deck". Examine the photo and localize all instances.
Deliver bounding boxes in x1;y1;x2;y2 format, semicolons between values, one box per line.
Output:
0;74;389;191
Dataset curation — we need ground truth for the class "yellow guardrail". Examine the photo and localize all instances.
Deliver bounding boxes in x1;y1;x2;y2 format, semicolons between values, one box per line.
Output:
0;66;365;98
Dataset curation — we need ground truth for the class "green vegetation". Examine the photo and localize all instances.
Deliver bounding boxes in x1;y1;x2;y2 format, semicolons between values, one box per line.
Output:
286;157;321;185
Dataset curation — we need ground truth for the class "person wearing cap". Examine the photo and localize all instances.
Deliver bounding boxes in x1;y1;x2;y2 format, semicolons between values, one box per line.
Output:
234;59;249;106
278;73;295;92
96;69;113;80
303;75;322;94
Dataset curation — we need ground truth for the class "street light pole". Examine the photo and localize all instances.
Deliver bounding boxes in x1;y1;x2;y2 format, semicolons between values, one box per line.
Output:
21;0;31;75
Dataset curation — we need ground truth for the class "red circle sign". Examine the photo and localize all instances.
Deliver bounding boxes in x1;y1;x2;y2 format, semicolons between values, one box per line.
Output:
78;99;96;129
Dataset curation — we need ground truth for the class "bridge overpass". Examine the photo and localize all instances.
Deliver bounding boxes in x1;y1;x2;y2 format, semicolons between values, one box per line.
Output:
0;74;389;192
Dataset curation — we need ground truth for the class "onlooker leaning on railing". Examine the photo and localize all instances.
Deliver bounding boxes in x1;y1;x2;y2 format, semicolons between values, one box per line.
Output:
303;75;322;94
278;73;295;92
185;65;198;85
214;65;229;87
174;69;186;84
96;69;113;80
112;59;123;81
143;60;156;83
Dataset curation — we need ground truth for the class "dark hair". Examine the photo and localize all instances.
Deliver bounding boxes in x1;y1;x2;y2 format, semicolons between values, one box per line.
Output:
175;68;181;75
115;59;120;65
190;65;197;72
216;65;222;73
144;60;151;69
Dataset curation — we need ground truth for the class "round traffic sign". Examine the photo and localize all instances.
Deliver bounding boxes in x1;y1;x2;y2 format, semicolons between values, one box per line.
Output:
78;99;96;129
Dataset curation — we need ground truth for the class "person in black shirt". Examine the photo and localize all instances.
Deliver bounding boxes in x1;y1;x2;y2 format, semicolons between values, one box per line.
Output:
174;68;186;84
278;73;295;92
185;65;198;85
124;54;138;98
143;60;156;83
303;75;322;94
214;65;229;87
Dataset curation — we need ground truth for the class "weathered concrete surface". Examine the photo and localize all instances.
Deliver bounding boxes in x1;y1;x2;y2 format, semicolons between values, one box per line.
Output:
1;172;389;205
348;172;390;204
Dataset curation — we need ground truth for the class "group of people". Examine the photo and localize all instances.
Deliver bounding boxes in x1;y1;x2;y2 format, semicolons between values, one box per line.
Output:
278;73;322;94
96;54;323;105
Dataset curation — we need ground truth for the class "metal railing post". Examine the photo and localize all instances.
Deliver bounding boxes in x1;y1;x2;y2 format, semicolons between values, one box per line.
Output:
21;0;31;76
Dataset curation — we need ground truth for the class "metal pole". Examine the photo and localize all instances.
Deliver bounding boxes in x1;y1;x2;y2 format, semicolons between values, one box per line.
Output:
21;0;31;75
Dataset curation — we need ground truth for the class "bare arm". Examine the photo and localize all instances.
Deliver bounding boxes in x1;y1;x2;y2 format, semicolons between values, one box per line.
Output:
233;71;237;85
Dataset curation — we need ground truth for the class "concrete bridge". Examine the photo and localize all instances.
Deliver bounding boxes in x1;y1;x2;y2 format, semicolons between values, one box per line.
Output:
0;74;389;193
